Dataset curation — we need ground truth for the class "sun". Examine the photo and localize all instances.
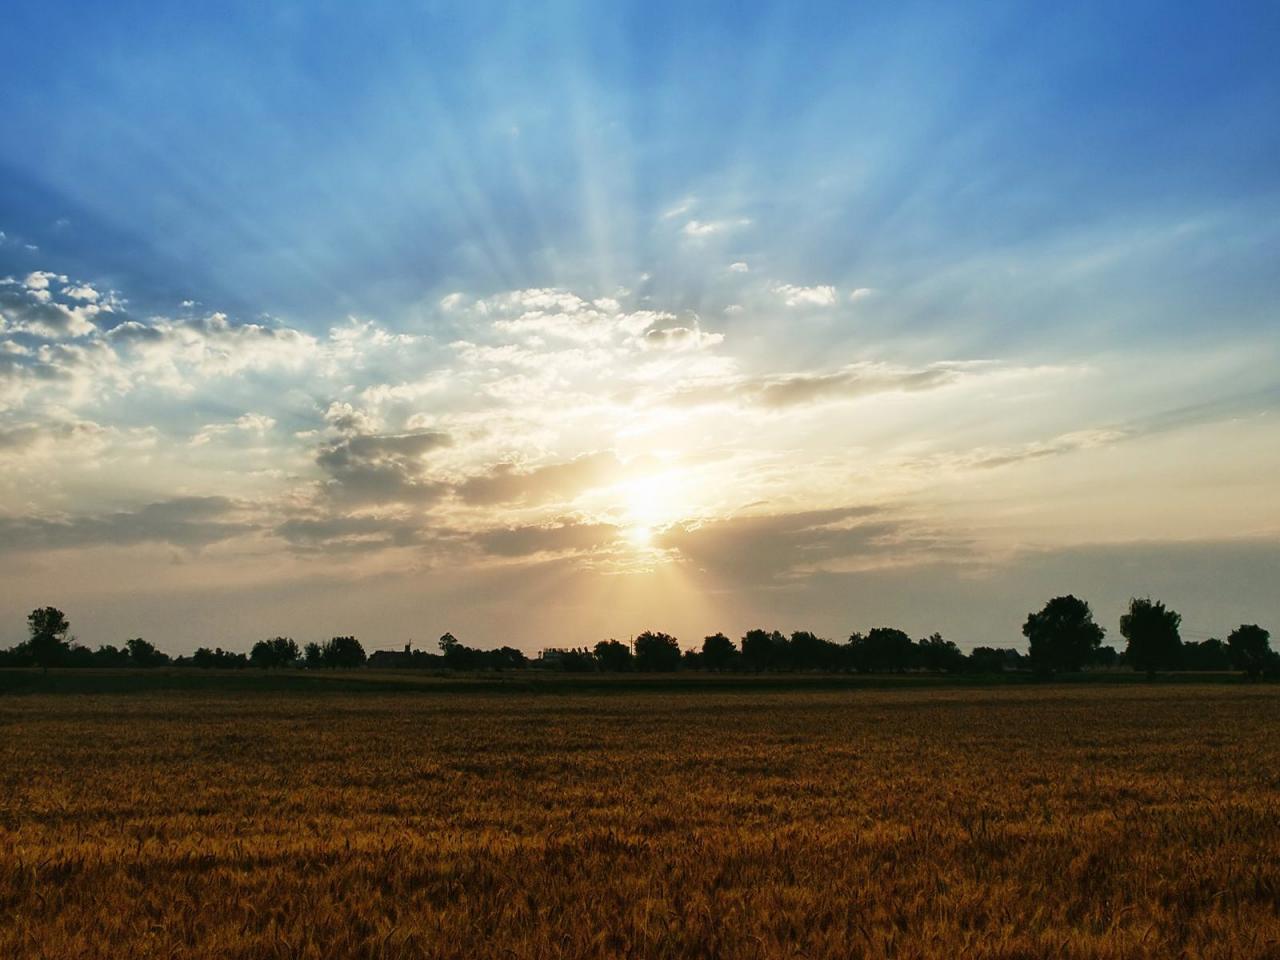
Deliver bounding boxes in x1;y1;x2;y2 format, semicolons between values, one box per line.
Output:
613;471;687;549
626;524;654;546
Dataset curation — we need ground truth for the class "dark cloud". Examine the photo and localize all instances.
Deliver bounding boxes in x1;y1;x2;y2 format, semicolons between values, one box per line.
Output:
0;497;254;551
654;506;945;584
316;431;452;504
456;451;624;505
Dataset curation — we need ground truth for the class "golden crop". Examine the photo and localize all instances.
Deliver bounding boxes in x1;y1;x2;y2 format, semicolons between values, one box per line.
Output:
2;682;1279;958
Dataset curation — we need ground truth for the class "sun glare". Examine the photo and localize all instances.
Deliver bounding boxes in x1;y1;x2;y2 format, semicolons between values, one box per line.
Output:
615;471;686;549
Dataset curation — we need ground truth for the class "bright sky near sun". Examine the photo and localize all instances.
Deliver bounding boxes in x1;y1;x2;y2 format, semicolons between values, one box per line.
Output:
1;1;1278;652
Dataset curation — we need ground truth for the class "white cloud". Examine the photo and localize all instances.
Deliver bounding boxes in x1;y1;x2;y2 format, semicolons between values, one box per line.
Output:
682;218;752;238
190;413;276;447
63;284;100;302
661;197;695;220
639;326;725;352
774;283;837;307
849;287;876;301
728;261;750;273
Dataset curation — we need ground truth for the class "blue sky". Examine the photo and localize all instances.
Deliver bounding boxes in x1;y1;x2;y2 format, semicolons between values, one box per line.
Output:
1;1;1277;651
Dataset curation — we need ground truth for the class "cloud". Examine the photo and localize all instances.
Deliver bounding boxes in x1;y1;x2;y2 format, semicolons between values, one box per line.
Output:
0;280;102;337
274;513;433;553
474;520;621;558
728;261;750;273
639;324;724;352
107;312;318;384
774;283;837;307
661;197;696;220
457;451;624;505
190;413;277;447
682;218;752;238
666;361;964;410
655;506;936;584
315;430;452;504
323;401;380;435
0;497;255;552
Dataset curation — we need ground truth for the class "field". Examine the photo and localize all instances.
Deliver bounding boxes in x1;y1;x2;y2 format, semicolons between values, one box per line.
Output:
2;678;1279;958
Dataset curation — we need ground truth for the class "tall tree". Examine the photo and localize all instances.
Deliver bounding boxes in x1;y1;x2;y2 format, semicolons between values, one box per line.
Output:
323;636;366;668
633;631;681;672
918;633;965;674
1119;597;1183;677
741;629;787;671
1227;624;1272;679
594;639;633;672
1022;595;1105;675
850;627;916;673
27;607;70;672
701;633;737;671
125;637;170;668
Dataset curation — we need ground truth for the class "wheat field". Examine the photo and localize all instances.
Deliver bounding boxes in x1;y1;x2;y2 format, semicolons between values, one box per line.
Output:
2;681;1279;959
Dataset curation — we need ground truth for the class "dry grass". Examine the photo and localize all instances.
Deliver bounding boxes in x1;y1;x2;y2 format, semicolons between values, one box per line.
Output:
2;683;1279;958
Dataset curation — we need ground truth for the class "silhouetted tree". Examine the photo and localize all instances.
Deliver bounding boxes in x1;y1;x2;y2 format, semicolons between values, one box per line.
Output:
701;633;737;671
790;631;842;671
594;639;633;672
322;635;366;668
303;642;323;668
741;629;787;671
193;646;249;669
1183;637;1231;671
634;631;681;672
488;646;528;670
1022;595;1105;675
250;636;299;668
1092;645;1121;669
1227;624;1272;679
126;637;170;668
91;643;131;667
437;632;467;667
967;646;1007;673
850;627;916;673
556;647;598;672
27;607;70;672
918;633;965;674
1119;597;1182;677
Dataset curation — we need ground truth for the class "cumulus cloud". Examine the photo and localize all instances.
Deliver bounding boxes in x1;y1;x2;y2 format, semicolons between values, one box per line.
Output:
638;324;725;352
1;279;103;337
107;312;317;385
323;401;380;435
774;283;838;307
728;261;749;273
316;430;452;504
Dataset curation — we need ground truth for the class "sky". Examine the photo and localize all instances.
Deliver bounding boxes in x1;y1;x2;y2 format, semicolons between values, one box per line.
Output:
1;0;1278;654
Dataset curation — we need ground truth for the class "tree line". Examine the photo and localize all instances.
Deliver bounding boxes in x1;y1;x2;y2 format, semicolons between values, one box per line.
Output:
1;595;1275;679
